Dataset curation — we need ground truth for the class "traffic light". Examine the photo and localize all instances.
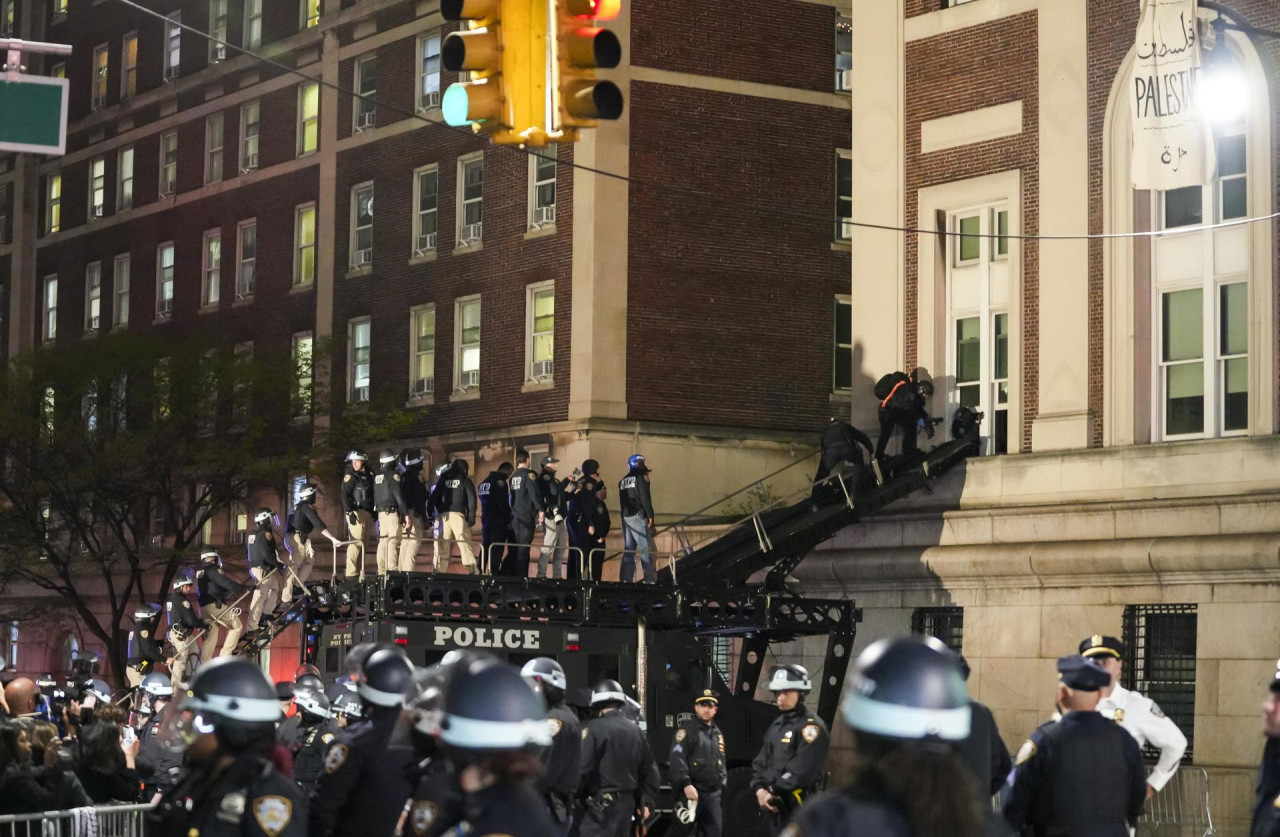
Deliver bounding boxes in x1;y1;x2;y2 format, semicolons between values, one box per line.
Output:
553;0;624;134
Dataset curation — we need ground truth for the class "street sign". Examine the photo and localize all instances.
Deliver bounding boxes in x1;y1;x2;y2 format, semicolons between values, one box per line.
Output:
0;74;69;155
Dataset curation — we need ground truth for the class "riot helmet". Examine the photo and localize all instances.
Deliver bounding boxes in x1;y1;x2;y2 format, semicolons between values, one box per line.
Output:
199;549;222;569
520;657;567;705
590;679;627;707
358;648;414;708
254;507;275;527
766;664;812;693
401;449;423;468
294;687;331;721
439;655;550;752
141;672;174;698
294;673;324;694
379;448;398;466
297;484;318;503
841;636;970;742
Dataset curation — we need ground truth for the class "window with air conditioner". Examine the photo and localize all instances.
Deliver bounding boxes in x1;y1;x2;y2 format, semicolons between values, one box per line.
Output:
835;149;852;241
156;242;174;317
42;275;57;341
348;318;371;404
457;154;483;246
528;149;556;230
835;14;852;92
113;254;130;327
526;283;554;382
297;82;319;156
159;131;178;196
240;100;260;171
833;296;852;392
410;305;435;398
236;220;257;298
121;32;138;98
455;296;481;392
292;332;313;417
353;55;377;131
205;112;224;184
208;0;228;62
418;33;441;112
350;183;373;269
244;0;261;48
91;43;108;110
163;13;181;81
295;204;316;285
202;229;221;307
45;173;61;234
84;263;102;332
412;165;438;255
117;146;134;210
88;157;106;219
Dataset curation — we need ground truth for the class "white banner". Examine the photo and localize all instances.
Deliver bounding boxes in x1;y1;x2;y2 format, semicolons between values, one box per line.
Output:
1129;0;1215;190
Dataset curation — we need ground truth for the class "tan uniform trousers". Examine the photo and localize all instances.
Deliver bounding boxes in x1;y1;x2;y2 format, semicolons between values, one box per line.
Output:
167;628;199;688
201;602;244;661
285;534;315;600
398;513;425;572
247;566;282;627
434;511;477;574
376;511;403;576
125;667;144;689
345;510;373;578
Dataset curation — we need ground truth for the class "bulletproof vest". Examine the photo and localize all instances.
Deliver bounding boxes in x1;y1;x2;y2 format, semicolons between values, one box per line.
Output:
294;502;314;536
373;469;399;508
348;469;373;509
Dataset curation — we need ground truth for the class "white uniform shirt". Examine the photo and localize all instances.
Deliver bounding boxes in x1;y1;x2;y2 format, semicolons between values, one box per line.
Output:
1097;683;1187;791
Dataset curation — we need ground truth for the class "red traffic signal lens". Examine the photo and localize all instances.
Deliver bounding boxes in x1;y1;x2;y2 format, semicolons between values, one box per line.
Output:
588;0;620;20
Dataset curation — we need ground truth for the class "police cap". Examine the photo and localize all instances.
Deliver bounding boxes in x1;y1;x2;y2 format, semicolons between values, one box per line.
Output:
540;455;559;468
1057;654;1111;691
841;636;970;741
1079;634;1126;660
694;689;719;706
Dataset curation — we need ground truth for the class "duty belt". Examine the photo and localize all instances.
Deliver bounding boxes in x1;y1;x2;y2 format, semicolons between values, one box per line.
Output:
379;506;399;513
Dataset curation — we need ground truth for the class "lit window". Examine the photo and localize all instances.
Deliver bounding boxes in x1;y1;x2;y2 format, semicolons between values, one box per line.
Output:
240;100;260;171
154;357;171;420
301;0;319;29
455;296;481;392
353;55;377;130
53;0;67;15
527;284;554;382
113;254;130;327
412;165;438;254
117;146;134;210
202;230;221;307
159;131;178;197
121;32;138;98
410;305;435;398
163;13;181;81
208;0;228;62
350;183;373;268
457;154;483;246
244;0;262;48
89;157;106;219
84;262;102;331
835;14;852;92
110;373;127;431
292;333;313;417
83;382;98;433
297;82;319;156
833;297;851;391
348;318;371;403
418;33;441;111
91;43;108;110
50;61;65;78
42;275;57;341
295;204;316;285
156;242;174;317
205;112;224;184
1;0;14;36
236;220;256;298
45;173;61;234
528;149;556;230
835;150;852;240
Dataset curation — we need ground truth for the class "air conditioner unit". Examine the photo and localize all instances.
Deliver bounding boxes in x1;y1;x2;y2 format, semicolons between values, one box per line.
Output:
531;204;555;228
419;91;440;111
241;153;258;172
460;222;482;244
841;218;854;239
352;386;370;403
211;44;226;62
163;64;178;82
531;360;553;379
88;316;100;330
237;264;255;297
92;205;104;218
157;297;173;315
414;232;437;255
353;248;372;267
355;110;375;131
839;69;853;91
161;180;176;197
413;377;434;396
460;370;479;389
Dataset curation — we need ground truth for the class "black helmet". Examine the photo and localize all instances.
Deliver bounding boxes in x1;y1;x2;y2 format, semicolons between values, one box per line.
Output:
133;606;159;622
358;648;414;708
455;459;469;476
401;448;423;468
406;664;450;739
294;687;331;720
332;689;363;720
520;657;567;704
294;673;324;694
590;679;627;707
295;663;322;680
140;672;174;698
766;664;812;693
187;657;281;724
440;655;550;751
254;508;274;527
841;636;970;741
379;447;398;466
199;549;221;567
345;642;382;680
298;484;318;502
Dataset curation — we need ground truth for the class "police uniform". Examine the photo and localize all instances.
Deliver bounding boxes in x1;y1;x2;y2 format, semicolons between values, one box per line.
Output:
1253;735;1280;837
398;759;464;837
292;717;340;796
199;562;245;661
307;708;415;837
540;703;582;827
477;470;513;575
618;463;656;584
1081;634;1188;792
247;522;284;627
399;459;430;572
669;691;728;837
374;462;409;576
288;500;329;600
445;781;561;837
137;703;184;799
126;621;166;688
502;463;544;578
749;702;830;834
578;709;659;837
1003;655;1147;837
874;373;931;461
812;419;874;501
148;752;306;837
430;467;477;573
341;464;376;578
536;461;568;579
166;586;205;687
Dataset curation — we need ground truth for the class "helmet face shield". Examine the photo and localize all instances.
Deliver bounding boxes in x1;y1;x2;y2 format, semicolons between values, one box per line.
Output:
154;689;198;754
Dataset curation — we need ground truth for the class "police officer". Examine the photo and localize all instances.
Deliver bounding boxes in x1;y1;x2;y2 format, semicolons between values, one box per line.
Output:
308;647;416;837
430;459;477;573
578;679;658;837
478;462;514;575
522;657;581;831
500;450;545;578
750;665;829;834
1003;654;1146;836
618;454;656;584
126;606;167;688
198;550;246;661
340;451;376;580
1081;634;1188;797
136;672;183;801
669;689;727;837
166;574;206;688
289;485;342;600
812;417;875;501
292;687;340;796
247;508;285;628
436;655;559;836
147;657;306;836
781;636;986;837
873;370;936;462
399;663;464;837
398;449;430;572
537;456;568;579
586;482;611;581
1252;667;1280;837
373;448;410;577
950;654;1012;802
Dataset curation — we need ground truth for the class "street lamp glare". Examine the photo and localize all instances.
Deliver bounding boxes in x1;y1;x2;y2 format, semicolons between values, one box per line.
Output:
1198;60;1249;125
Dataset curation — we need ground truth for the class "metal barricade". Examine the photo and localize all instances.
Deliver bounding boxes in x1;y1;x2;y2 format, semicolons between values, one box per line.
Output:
1137;766;1215;836
0;802;156;837
483;541;587;579
328;539;366;582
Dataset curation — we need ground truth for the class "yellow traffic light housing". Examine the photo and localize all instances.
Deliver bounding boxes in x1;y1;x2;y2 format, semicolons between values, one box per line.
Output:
553;0;624;135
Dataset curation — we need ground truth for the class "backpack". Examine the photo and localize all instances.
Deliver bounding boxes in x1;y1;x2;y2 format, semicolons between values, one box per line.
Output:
873;371;909;400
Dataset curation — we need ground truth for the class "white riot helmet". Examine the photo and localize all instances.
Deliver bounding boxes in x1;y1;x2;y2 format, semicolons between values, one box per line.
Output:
766;664;812;693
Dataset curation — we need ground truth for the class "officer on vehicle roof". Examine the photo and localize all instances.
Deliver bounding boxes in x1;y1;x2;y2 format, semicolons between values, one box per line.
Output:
523;657;582;832
246;508;285;629
750;665;830;835
537;456;568;580
502;450;545;578
669;689;728;837
165;573;206;688
146;657;306;837
429;458;477;573
478;462;515;575
197;550;245;662
618;454;656;584
578;679;659;837
373;448;410;577
340;451;375;580
398;449;430;572
288;484;342;600
126;606;166;689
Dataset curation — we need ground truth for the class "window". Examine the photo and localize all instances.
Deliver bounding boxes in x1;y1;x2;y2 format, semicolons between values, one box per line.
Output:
50;61;65;78
455;296;481;392
163;12;181;81
208;0;228;62
91;43;108;110
88;157;106;219
53;0;67;16
457;154;483;246
835;150;852;240
83;384;98;433
113;254;130;327
2;0;13;36
45;173;61;234
156;242;174;317
205;113;224;183
232;342;252;425
349;183;373;268
529;149;556;230
5;623;18;670
412;165;438;255
410;305;435;397
84;262;101;331
347;318;371;403
417;33;441;111
240;100;259;171
526;283;554;382
231;499;248;544
42;275;57;341
947;204;1011;455
109;373;127;431
301;0;319;29
235;220;256;298
159;131;177;196
41;389;54;438
835;14;852;91
154;357;171;421
243;0;261;48
121;32;138;99
353;55;376;130
297;82;319;156
910;607;964;654
284;203;315;286
202;229;221;307
117;146;134;210
833;296;852;391
292;332;312;417
1122;604;1196;762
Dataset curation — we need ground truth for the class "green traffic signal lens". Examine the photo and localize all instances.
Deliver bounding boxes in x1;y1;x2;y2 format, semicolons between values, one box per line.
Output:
442;85;472;126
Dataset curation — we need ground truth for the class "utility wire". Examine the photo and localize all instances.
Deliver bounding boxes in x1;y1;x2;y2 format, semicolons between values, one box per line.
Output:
109;0;1280;243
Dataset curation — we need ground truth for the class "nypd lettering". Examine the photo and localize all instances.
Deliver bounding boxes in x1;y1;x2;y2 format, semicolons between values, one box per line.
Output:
431;626;541;650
